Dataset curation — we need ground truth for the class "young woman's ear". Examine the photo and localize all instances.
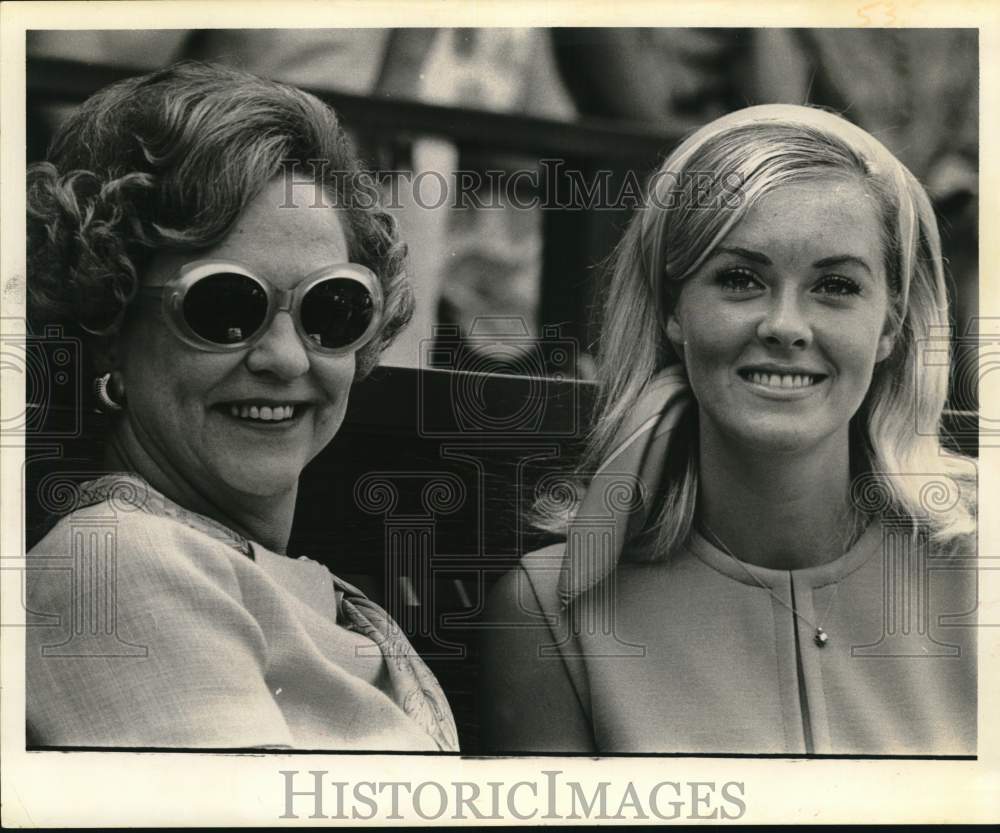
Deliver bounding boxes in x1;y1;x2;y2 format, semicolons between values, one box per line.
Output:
666;312;685;355
875;327;895;363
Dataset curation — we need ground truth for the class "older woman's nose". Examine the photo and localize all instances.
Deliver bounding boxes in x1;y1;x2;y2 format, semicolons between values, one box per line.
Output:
756;291;812;349
245;311;311;378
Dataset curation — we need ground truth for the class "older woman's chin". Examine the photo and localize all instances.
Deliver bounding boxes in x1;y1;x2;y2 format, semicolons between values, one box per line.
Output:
202;452;316;499
198;411;347;497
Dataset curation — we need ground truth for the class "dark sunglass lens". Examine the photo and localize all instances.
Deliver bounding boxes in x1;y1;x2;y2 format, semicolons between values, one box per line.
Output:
183;273;268;344
301;278;376;349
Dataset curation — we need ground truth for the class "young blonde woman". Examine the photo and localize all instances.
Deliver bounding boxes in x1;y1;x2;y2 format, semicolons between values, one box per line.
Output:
481;104;976;755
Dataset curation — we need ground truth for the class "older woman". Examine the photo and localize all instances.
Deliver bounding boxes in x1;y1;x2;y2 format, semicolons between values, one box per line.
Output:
482;104;977;755
26;62;457;750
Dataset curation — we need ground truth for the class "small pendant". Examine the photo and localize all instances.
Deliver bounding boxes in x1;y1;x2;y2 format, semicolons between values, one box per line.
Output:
814;627;829;647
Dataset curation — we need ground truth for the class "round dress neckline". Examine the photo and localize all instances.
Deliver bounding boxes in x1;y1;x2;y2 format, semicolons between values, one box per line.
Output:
78;471;255;558
687;520;884;589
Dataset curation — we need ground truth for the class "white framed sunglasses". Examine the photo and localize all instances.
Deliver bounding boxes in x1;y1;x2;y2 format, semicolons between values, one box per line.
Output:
140;260;384;355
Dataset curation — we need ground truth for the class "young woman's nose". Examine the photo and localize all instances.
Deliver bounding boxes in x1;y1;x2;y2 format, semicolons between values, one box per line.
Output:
756;289;813;349
245;310;311;378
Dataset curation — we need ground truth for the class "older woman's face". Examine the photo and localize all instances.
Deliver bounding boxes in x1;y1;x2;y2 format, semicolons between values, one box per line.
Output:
667;177;894;455
116;178;357;499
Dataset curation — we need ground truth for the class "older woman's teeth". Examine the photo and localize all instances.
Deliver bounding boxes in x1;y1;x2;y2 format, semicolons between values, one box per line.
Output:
748;372;816;388
229;404;296;421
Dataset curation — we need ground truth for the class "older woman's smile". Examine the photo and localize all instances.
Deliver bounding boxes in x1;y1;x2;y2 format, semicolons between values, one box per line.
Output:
226;403;299;422
218;398;311;423
223;400;309;428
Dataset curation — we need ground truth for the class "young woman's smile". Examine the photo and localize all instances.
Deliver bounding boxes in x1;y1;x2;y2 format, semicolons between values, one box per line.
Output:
667;177;895;454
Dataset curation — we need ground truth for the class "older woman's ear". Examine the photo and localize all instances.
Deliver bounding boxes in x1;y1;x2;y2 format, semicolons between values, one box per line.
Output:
89;337;127;406
90;335;120;377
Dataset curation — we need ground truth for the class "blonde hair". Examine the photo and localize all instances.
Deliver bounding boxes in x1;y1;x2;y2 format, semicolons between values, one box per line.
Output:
564;104;975;556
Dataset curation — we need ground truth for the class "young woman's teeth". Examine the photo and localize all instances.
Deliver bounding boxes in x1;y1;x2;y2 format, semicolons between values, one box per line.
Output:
747;372;817;389
229;404;296;421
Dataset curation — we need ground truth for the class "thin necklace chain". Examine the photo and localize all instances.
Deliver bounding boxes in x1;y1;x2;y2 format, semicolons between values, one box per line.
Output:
697;515;867;648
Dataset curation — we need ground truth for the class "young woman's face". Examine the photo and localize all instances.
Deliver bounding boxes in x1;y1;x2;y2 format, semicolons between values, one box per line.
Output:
116;178;358;500
667;177;894;455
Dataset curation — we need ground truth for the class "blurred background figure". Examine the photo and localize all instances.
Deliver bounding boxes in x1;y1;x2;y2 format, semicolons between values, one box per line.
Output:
402;29;574;373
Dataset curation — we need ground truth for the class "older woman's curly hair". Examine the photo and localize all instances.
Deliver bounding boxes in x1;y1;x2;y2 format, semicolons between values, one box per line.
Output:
27;60;413;379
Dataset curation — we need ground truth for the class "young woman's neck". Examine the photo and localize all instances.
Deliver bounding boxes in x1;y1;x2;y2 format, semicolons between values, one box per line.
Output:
104;418;296;554
696;420;855;570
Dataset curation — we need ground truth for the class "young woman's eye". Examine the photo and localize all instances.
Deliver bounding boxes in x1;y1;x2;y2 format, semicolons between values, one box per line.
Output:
716;267;762;293
814;275;862;296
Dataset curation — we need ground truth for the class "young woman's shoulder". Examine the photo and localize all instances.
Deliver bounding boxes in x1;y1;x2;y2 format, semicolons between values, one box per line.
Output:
481;541;596;753
486;542;568;623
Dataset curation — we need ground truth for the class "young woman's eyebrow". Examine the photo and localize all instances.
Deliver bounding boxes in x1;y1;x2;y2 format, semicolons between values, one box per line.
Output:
712;247;874;276
812;254;874;275
712;245;771;264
